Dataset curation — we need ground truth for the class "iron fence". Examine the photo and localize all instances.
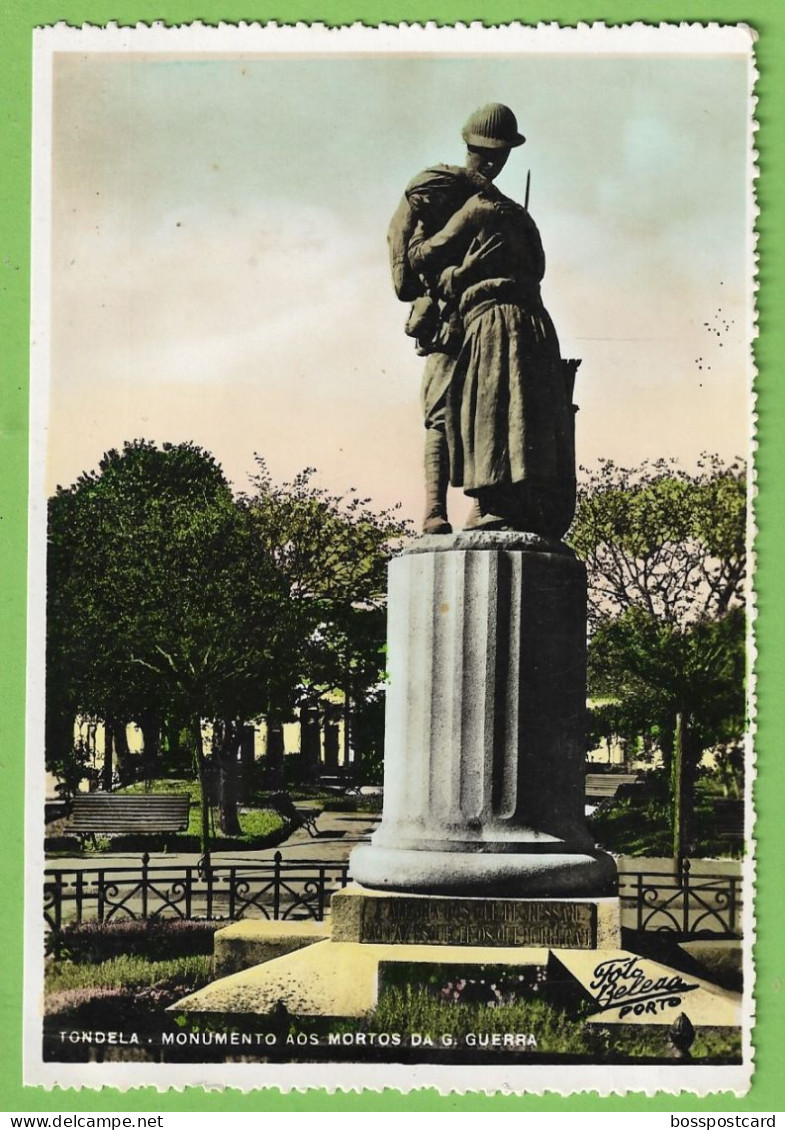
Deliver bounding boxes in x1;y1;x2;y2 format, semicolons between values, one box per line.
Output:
44;854;742;939
620;859;742;938
44;851;351;931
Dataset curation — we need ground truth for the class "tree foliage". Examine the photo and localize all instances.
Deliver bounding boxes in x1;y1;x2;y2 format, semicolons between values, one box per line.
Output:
570;455;748;857
242;460;412;771
47;443;412;843
570;455;746;629
588;606;746;756
47;441;287;851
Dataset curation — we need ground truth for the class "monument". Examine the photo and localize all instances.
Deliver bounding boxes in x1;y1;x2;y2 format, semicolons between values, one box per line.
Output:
346;103;618;942
176;104;627;1021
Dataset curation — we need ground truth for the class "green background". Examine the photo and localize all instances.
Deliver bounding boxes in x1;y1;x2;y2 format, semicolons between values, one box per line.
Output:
1;0;781;1113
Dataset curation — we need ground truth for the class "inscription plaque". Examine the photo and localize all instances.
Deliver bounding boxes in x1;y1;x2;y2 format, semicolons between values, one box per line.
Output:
358;896;596;948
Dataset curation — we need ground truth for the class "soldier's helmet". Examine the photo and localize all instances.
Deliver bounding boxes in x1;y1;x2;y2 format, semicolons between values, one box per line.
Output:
461;103;525;149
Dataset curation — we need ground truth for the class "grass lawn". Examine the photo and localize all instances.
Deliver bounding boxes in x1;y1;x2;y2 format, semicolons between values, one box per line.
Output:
46;953;213;994
119;779;205;800
182;804;285;841
113;778;290;847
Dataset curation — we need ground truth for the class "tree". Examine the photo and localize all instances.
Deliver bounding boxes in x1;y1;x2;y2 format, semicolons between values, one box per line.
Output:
571;455;746;629
242;460;412;781
569;456;747;858
47;441;287;860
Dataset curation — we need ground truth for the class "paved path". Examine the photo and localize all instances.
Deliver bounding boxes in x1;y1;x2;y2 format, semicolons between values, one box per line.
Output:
45;808;380;871
615;855;742;878
45;823;741;878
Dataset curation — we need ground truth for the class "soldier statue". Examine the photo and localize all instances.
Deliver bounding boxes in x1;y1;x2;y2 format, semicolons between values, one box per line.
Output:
389;103;579;538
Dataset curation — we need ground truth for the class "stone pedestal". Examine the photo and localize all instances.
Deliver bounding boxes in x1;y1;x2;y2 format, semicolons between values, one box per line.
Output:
350;530;617;897
213;919;329;977
332;887;621;949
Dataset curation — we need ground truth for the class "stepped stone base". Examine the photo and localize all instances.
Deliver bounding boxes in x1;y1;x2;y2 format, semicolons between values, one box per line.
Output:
214;918;329;977
173;922;741;1028
174;938;551;1017
551;949;742;1027
331;886;621;949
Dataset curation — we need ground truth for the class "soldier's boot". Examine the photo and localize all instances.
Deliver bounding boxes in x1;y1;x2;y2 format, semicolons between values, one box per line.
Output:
463;493;507;532
422;427;452;535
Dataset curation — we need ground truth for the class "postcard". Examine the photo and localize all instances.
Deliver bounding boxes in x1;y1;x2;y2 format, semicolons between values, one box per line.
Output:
26;20;756;1095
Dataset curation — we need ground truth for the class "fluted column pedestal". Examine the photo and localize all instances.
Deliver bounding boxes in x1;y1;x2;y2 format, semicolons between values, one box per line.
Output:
350;530;617;897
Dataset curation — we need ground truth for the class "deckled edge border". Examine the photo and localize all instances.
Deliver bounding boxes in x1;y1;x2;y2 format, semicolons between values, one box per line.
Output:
23;17;760;1099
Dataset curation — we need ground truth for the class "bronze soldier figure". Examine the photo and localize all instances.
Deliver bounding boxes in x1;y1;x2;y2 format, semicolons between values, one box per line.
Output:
408;103;579;537
388;107;529;534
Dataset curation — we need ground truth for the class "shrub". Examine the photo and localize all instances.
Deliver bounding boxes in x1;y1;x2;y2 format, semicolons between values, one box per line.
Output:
43;943;214;1061
589;797;673;856
47;918;221;963
321;793;383;813
320;797;357;813
371;985;575;1046
369;986;741;1060
44;949;214;1058
357;793;384;813
46;953;213;995
589;790;742;858
45;983;199;1024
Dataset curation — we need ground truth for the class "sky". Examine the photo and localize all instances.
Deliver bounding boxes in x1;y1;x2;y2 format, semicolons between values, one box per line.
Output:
43;36;754;526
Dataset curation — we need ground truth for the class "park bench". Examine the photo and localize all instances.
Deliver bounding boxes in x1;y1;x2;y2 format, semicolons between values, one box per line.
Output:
65;792;191;849
585;773;642;802
316;774;354;795
45;796;71;825
711;798;745;850
268;792;321;838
